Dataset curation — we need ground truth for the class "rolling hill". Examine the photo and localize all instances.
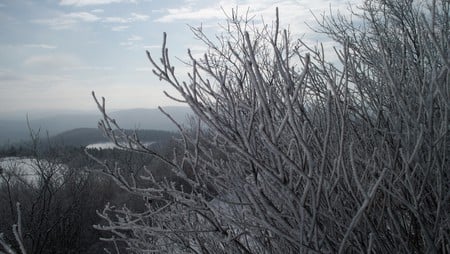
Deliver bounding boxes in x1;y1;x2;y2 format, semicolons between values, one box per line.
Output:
0;107;191;146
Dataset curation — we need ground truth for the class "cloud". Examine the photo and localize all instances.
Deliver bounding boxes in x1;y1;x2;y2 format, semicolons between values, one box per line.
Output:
111;25;129;31
62;66;114;71
0;69;21;82
103;12;149;23
0;73;89;113
154;0;356;31
119;35;144;49
135;67;152;72
66;12;101;21
59;0;137;6
130;12;149;21
23;54;114;73
24;54;82;69
32;12;100;29
151;0;361;53
0;71;74;93
143;44;160;50
23;44;57;49
128;35;142;41
33;8;148;30
151;9;165;14
103;16;127;23
119;41;141;49
155;7;222;23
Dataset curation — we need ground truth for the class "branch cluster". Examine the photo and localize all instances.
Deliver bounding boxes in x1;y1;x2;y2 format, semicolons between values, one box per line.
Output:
92;1;449;253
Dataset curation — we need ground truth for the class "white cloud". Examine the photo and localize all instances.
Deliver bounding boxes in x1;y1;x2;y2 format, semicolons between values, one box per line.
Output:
103;12;149;23
24;54;82;69
33;12;100;30
91;9;104;13
0;71;74;93
0;68;19;81
128;35;142;41
24;44;57;49
111;25;129;31
119;35;144;49
155;0;357;34
155;7;222;23
59;0;137;6
151;9;165;14
32;18;74;30
120;41;134;47
135;67;152;72
130;12;149;21
33;9;148;30
66;12;101;22
103;16;128;23
23;54;114;72
150;0;361;55
62;66;114;71
143;44;160;50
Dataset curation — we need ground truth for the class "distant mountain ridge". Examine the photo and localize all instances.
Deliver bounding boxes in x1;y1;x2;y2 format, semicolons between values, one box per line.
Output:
0;107;191;145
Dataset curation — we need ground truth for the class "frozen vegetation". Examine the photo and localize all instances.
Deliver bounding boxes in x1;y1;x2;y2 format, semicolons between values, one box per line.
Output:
1;0;449;253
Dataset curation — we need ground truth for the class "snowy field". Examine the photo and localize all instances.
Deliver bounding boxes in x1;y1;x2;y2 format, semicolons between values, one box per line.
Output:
0;157;67;186
86;141;155;150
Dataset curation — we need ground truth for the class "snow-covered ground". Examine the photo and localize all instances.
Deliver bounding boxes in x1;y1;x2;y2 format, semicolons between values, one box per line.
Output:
86;142;118;149
0;157;67;187
86;141;155;150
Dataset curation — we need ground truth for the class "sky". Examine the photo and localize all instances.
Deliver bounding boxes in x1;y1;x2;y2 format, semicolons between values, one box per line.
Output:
0;0;358;115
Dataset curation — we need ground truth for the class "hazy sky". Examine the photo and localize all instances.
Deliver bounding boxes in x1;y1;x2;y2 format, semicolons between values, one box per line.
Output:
0;0;357;114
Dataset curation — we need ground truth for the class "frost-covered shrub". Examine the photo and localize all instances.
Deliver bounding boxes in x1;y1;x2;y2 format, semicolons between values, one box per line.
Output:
92;0;449;253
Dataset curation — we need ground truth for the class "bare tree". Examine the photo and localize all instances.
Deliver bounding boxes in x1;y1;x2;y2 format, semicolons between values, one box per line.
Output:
0;131;111;254
0;203;27;254
92;0;448;253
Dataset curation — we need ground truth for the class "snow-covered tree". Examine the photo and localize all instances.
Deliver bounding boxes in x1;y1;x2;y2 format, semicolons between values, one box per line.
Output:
92;0;449;253
0;133;111;254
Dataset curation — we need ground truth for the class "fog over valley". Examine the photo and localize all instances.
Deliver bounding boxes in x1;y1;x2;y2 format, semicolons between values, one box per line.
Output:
0;107;191;146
